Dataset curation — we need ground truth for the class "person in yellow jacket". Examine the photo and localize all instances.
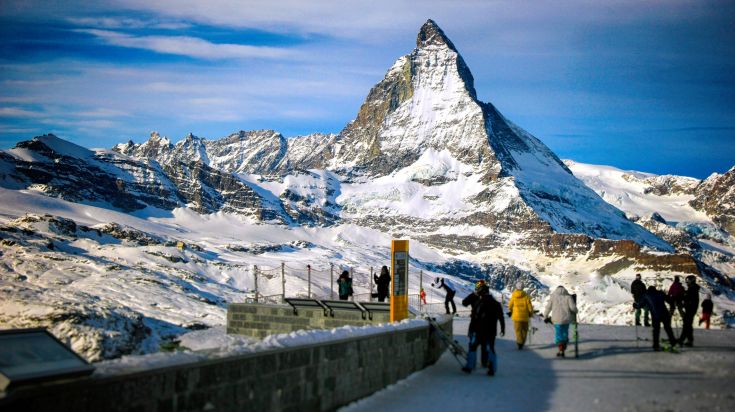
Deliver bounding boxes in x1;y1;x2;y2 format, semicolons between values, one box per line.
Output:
508;281;534;350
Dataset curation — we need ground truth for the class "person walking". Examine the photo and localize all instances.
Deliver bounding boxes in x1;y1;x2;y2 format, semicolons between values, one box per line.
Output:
374;265;391;302
667;275;685;319
543;285;578;357
631;273;650;326
699;293;713;329
461;280;483;372
462;281;505;375
432;277;457;315
337;270;353;301
508;282;533;350
640;285;678;351
679;275;700;346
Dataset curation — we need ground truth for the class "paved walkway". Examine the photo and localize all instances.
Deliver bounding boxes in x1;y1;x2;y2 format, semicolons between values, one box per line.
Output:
342;317;735;412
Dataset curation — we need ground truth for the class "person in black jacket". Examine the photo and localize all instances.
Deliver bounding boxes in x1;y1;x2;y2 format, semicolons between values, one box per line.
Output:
679;275;700;346
640;286;677;351
374;266;391;302
461;280;484;367
462;282;505;376
631;273;650;326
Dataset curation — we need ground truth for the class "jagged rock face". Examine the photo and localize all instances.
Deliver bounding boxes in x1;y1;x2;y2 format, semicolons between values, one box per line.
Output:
334;20;495;177
206;130;285;174
1;134;273;218
691;166;735;234
3;136;151;211
160;160;269;218
637;215;701;253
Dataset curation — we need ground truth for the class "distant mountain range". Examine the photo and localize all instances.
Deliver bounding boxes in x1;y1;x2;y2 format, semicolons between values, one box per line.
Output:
1;20;733;361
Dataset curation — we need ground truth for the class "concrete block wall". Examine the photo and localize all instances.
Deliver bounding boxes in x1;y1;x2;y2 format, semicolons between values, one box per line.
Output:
227;303;392;338
0;317;450;412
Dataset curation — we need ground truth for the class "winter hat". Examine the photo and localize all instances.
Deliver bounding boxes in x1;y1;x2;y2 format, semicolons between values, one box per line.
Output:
515;281;523;290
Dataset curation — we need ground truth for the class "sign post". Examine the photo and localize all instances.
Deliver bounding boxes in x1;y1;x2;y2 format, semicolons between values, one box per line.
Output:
390;239;409;322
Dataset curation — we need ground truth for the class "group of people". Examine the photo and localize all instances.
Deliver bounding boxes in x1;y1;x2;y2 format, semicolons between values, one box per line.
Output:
631;273;713;350
450;279;579;376
336;266;392;301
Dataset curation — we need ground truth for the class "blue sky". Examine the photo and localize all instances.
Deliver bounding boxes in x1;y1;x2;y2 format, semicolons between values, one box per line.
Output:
0;1;733;179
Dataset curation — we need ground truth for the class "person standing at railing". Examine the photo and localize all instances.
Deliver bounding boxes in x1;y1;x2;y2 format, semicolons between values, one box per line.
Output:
375;265;391;302
420;288;427;305
338;270;354;301
432;277;457;315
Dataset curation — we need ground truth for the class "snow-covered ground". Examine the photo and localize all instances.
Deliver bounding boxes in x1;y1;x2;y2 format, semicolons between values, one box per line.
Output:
343;317;735;412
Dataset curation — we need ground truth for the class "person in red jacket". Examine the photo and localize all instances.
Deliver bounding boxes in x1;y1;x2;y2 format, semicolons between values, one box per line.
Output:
699;293;713;329
667;275;685;319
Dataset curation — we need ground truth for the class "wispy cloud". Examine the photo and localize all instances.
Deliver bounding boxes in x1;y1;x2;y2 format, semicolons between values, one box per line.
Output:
74;108;130;118
78;29;296;60
0;107;43;118
67;16;191;30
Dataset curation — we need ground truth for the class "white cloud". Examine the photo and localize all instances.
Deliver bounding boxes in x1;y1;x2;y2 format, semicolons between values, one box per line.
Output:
0;107;43;118
67;16;191;30
74;108;130;118
78;29;296;60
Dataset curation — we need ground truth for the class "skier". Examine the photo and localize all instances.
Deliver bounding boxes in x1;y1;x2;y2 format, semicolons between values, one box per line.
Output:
508;281;533;350
667;275;685;319
432;277;457;315
631;273;650;326
699;293;713;329
374;265;391;302
679;275;700;346
640;285;678;351
543;285;578;357
462;281;505;375
337;270;353;301
419;287;427;305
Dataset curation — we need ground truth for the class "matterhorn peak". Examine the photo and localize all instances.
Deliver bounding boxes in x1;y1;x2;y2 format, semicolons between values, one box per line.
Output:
416;19;457;51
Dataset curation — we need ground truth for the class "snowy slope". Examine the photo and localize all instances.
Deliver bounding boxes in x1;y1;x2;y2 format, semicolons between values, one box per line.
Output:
565;160;706;223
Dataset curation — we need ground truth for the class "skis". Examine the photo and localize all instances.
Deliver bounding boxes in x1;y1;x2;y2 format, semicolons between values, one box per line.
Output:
426;316;468;367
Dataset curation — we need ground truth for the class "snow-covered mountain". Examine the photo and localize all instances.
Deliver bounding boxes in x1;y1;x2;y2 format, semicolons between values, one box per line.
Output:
1;20;734;361
565;160;735;284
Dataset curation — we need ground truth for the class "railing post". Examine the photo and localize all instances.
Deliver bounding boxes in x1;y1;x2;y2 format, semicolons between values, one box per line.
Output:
350;267;354;301
307;264;312;298
281;262;286;303
330;263;334;299
369;266;374;302
253;264;259;303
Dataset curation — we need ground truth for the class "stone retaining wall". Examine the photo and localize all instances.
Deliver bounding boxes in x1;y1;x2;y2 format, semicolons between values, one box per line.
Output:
0;317;451;412
227;303;392;338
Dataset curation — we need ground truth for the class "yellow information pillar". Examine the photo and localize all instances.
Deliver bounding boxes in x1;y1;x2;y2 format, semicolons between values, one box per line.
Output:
390;240;409;322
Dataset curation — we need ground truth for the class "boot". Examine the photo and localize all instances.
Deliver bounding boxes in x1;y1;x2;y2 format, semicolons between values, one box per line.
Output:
464;351;477;373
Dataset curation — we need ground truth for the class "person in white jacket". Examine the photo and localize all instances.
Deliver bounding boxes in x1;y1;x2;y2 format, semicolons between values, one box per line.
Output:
543;285;578;357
